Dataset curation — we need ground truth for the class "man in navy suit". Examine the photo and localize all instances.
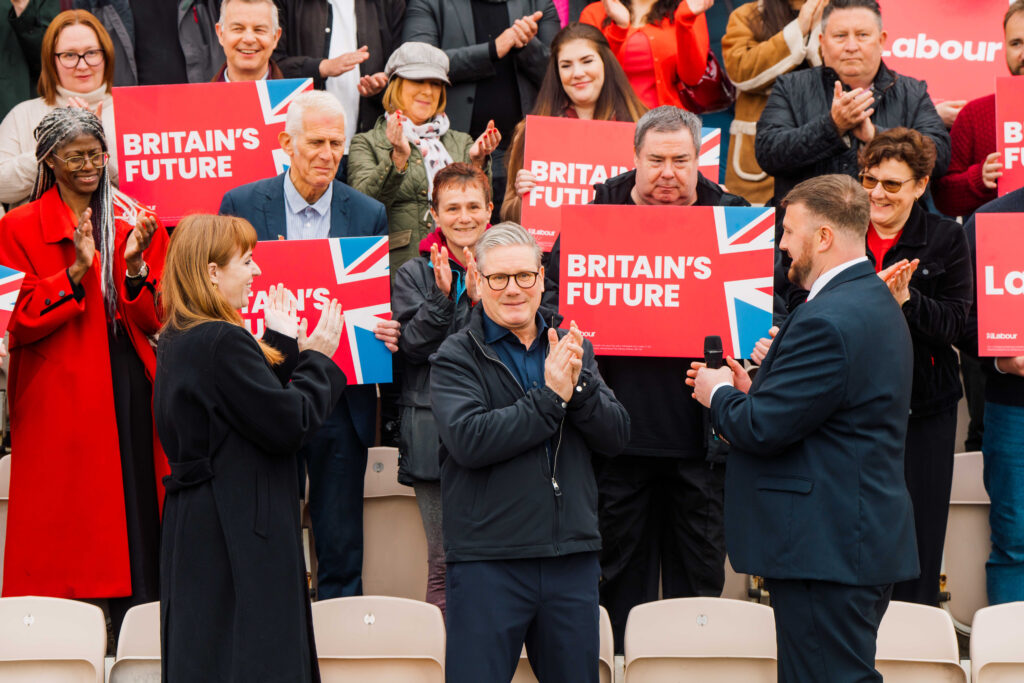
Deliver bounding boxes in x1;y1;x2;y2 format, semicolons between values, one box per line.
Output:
220;90;399;599
691;174;919;682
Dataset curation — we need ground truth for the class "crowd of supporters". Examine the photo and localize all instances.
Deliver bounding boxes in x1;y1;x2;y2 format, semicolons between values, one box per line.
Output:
0;0;1022;679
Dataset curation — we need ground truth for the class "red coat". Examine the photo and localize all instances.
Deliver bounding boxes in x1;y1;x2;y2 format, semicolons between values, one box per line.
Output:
0;186;169;598
580;1;710;110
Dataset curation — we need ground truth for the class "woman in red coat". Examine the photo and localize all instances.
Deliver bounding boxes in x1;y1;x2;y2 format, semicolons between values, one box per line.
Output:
0;107;169;636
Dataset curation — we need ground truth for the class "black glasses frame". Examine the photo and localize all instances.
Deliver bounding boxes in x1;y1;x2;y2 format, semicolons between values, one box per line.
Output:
481;271;540;291
55;49;105;68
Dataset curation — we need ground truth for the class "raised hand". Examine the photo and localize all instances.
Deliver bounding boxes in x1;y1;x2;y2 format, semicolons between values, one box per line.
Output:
124;214;158;276
982;151;1003;190
463;247;482;302
544;327;578;402
496;11;544;57
387;110;412;170
264;283;301;338
601;0;630;27
298;299;345;357
886;258;919;306
830;81;874;135
684;0;714;15
69;207;96;285
469;120;501;167
797;0;827;35
357;72;388;97
431;243;453;296
319;46;370;78
567;320;584;387
67;96;102;119
750;325;779;366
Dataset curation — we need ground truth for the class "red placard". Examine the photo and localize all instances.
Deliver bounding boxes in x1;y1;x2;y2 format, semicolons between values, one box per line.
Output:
239;236;393;384
558;204;774;358
519;116;720;251
996;76;1024;196
976;213;1024;356
113;79;313;223
880;0;1008;103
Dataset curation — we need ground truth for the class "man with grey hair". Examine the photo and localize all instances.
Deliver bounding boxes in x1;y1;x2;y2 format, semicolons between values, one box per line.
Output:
219;89;400;600
691;174;917;681
430;222;629;682
212;0;284;81
549;103;748;652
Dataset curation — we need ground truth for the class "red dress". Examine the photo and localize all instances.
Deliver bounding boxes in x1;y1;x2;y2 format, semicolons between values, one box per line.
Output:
0;185;169;598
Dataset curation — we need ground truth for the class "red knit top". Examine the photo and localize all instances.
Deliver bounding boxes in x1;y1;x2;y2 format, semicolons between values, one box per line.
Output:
933;93;997;217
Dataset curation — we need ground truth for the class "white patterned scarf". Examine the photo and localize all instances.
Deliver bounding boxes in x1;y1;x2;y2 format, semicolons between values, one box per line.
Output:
393;111;454;197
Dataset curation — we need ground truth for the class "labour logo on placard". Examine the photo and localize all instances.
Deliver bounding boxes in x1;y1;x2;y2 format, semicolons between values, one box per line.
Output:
328;236;393;384
0;265;26;338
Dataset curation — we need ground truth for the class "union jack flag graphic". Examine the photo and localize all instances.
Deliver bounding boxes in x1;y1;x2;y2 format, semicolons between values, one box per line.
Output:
699;127;721;180
0;265;26;338
256;78;316;175
241;236;392;385
714;207;775;357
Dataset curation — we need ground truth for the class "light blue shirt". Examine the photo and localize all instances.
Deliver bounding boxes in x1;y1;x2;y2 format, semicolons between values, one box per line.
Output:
283;172;333;241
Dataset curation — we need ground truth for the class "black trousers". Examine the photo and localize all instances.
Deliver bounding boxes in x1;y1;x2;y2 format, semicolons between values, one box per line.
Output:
961;351;987;451
597;455;726;652
767;578;893;683
445;552;600;683
892;406;957;606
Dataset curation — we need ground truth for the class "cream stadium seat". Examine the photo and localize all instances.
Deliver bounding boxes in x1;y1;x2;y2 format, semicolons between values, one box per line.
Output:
311;595;444;682
942;451;991;632
874;600;966;682
971;601;1024;682
623;597;777;682
0;454;9;594
108;601;161;683
362;446;428;600
721;555;753;601
0;596;105;683
511;605;615;683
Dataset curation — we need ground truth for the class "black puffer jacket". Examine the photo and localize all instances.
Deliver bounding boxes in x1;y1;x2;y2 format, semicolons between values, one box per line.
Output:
755;63;950;204
392;247;475;482
789;203;972;416
429;306;630;562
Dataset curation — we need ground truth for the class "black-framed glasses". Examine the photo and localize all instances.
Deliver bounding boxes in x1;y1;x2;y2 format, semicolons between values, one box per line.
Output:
55;49;104;68
859;173;915;193
51;151;109;171
481;271;539;291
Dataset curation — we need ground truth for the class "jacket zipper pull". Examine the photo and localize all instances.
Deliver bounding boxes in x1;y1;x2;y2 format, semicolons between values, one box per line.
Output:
552;477;562;496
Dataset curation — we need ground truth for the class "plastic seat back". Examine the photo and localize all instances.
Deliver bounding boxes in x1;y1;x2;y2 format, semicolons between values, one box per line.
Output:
108;601;160;683
362;447;428;600
0;596;105;683
623;597;777;682
971;602;1024;683
875;600;966;682
311;595;444;682
943;451;991;629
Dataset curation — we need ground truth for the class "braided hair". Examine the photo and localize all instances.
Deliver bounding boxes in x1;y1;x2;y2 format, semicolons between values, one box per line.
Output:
32;107;118;323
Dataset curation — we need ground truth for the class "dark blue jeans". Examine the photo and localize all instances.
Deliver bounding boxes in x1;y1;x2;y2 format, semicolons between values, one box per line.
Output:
300;402;367;599
983;401;1024;604
445;552;600;683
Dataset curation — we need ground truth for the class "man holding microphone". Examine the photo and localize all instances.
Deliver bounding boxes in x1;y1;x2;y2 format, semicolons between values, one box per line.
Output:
690;174;919;682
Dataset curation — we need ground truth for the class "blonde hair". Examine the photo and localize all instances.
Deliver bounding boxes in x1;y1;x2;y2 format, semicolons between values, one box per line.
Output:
382;76;447;118
161;214;282;364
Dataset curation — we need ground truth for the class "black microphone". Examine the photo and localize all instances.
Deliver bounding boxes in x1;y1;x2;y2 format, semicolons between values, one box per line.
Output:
702;335;728;463
704;335;723;370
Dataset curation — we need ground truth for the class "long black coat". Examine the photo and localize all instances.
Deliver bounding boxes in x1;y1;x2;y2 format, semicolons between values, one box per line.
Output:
155;322;346;682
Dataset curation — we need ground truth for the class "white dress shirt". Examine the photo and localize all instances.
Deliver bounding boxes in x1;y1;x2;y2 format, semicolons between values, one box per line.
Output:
325;0;361;153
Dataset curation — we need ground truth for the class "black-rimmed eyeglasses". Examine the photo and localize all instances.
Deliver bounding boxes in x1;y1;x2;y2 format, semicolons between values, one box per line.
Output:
481;271;539;291
51;152;109;172
55;50;105;68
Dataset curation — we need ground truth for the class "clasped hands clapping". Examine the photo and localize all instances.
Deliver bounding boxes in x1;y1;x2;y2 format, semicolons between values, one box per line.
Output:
545;322;586;403
262;284;402;357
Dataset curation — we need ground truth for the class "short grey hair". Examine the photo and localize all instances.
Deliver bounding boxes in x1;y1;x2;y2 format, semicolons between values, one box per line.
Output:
474;222;542;273
634;106;702;154
284;90;346;137
218;0;280;33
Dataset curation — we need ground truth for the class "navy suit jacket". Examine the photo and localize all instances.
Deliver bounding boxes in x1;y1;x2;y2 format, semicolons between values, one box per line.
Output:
710;260;920;586
219;173;389;447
